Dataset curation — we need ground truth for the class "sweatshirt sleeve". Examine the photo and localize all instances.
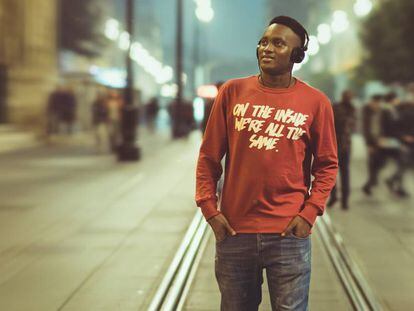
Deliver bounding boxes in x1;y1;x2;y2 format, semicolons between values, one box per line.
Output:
195;84;229;220
298;97;338;226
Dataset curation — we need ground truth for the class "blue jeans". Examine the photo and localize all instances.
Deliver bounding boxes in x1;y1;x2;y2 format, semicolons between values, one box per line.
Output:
215;233;311;311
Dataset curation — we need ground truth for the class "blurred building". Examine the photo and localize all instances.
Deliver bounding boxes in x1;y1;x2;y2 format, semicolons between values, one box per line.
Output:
0;0;58;131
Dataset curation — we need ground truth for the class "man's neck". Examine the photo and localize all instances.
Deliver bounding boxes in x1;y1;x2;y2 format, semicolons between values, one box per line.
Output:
259;71;294;89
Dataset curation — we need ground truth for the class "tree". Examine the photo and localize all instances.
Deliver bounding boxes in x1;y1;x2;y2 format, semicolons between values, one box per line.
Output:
59;0;108;57
359;0;414;84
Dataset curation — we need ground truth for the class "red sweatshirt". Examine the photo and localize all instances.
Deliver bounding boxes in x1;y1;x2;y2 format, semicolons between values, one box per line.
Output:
195;75;338;233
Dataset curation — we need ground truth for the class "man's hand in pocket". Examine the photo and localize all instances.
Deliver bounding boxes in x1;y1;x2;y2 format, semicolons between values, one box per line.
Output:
208;213;237;242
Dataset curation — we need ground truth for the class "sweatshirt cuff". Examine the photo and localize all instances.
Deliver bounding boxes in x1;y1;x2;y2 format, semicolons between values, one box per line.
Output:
298;203;322;227
199;199;220;220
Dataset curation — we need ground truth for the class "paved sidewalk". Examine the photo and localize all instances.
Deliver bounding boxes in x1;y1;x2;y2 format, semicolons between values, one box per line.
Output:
0;128;202;311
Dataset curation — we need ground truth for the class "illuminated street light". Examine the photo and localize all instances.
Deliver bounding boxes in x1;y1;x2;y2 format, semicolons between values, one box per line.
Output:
196;7;214;22
118;31;130;50
331;10;349;33
104;18;120;40
307;35;320;56
317;23;331;45
354;0;373;17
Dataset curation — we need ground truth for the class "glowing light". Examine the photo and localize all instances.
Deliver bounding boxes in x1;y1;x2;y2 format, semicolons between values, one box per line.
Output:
194;0;214;23
118;31;130;50
94;68;126;88
161;84;178;97
193;97;205;122
156;66;173;84
307;35;320;56
331;10;349;33
105;17;176;85
354;0;373;17
317;24;331;45
197;84;218;98
196;7;214;22
104;18;120;40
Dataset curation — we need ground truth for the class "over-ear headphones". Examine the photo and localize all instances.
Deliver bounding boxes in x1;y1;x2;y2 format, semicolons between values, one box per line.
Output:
256;31;309;64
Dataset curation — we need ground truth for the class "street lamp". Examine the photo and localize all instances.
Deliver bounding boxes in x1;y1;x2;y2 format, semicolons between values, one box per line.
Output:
192;0;213;104
117;0;140;161
171;0;186;138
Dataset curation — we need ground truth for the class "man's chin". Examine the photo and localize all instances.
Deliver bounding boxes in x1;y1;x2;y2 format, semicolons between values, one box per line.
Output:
260;65;292;76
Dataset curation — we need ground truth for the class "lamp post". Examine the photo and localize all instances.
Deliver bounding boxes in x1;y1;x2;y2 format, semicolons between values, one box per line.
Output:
172;0;185;138
193;1;214;95
118;0;141;161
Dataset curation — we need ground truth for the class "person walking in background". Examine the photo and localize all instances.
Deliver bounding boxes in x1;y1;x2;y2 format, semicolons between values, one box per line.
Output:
381;92;409;196
362;92;409;197
47;84;65;135
91;90;109;152
328;90;356;210
145;97;160;131
106;90;123;152
362;94;384;195
196;16;338;310
60;86;77;134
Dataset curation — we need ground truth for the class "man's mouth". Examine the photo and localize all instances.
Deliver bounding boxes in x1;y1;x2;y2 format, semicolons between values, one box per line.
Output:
261;55;274;61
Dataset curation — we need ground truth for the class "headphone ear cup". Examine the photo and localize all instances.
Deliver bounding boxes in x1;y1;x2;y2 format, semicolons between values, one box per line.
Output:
290;47;305;63
256;45;259;59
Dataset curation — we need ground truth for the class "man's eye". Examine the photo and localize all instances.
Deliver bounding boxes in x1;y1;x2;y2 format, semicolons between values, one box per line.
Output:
260;40;268;46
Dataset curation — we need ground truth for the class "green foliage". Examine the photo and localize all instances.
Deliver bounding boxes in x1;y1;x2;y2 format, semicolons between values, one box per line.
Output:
359;0;414;84
59;0;108;57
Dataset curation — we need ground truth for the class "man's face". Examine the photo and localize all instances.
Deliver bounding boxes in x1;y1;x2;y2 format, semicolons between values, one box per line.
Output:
257;24;302;75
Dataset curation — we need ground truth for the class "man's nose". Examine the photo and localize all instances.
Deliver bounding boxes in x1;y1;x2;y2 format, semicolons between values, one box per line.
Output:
263;44;274;54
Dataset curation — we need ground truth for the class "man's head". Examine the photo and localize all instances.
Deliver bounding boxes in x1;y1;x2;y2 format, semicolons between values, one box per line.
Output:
341;90;353;103
257;16;308;76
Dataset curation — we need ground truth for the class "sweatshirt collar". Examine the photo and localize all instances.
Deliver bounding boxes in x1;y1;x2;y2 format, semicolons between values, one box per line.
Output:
253;74;301;94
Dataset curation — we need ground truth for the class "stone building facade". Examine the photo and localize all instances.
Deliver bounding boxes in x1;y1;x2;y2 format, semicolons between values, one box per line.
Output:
0;0;58;132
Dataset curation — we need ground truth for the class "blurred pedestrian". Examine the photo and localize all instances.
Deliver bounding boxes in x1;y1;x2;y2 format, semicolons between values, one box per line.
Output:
46;85;65;135
381;92;409;196
60;86;77;134
91;90;109;152
196;16;338;310
106;90;123;151
145;97;159;131
327;90;356;210
362;94;384;194
363;92;409;197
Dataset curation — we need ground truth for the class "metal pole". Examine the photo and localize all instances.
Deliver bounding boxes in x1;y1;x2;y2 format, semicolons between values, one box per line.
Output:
192;13;200;99
118;0;140;161
172;0;185;138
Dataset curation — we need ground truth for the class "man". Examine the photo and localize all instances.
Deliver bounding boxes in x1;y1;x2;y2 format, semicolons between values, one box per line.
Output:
328;90;356;210
362;94;384;195
380;92;409;196
195;16;338;310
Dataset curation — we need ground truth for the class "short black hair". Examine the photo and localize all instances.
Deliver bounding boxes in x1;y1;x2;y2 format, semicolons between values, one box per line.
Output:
268;16;307;48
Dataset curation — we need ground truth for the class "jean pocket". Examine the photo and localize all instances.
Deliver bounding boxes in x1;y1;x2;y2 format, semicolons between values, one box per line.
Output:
289;232;310;240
